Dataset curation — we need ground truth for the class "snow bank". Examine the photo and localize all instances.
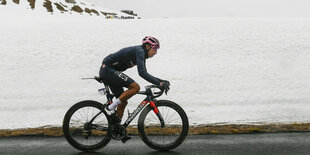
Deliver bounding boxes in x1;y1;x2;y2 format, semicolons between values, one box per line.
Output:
1;15;310;129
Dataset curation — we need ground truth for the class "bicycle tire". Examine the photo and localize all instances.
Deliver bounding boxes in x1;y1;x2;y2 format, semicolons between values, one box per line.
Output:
63;100;111;152
138;100;189;151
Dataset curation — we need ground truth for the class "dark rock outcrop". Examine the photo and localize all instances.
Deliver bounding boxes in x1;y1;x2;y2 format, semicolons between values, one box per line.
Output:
1;0;7;5
27;0;35;9
13;0;19;4
54;2;67;12
43;0;53;12
71;5;83;13
65;0;75;4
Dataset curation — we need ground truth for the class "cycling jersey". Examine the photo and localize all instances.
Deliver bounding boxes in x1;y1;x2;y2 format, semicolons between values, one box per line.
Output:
101;45;161;86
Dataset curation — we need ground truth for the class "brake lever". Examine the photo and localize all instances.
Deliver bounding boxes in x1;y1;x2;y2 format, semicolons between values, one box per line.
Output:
165;90;168;95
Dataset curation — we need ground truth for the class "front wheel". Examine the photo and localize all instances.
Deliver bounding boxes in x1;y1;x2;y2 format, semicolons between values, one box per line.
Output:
62;100;111;152
138;100;189;151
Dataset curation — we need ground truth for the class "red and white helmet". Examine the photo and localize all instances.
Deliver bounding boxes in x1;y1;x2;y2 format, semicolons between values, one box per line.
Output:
142;36;160;49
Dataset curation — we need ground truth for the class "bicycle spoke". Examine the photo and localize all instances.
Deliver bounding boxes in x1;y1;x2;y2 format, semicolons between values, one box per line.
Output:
82;108;88;122
73;115;83;124
91;107;95;120
166;111;177;122
165;107;171;121
86;107;89;122
149;112;160;124
68;105;109;148
167;117;181;123
77;110;87;122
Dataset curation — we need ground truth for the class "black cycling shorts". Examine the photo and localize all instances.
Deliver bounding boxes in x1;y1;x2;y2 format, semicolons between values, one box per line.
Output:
99;64;135;98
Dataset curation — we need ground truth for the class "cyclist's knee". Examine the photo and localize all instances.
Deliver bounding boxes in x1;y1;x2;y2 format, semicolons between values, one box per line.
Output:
129;82;140;94
122;100;128;105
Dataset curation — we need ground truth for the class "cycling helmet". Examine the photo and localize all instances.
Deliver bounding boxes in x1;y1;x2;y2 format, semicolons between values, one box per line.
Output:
142;36;160;49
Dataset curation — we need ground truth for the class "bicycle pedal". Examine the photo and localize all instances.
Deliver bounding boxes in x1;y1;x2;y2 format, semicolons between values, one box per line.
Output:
121;136;131;143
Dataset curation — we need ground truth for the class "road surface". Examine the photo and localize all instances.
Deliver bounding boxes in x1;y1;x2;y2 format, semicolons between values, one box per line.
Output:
1;133;310;154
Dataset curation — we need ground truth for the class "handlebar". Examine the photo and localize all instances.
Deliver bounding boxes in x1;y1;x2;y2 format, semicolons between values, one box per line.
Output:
137;85;166;98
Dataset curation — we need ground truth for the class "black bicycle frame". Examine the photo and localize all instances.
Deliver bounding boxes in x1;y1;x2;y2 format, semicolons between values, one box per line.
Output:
88;84;165;131
122;95;165;128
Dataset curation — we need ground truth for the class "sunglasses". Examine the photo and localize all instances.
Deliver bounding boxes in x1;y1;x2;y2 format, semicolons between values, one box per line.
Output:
151;45;159;51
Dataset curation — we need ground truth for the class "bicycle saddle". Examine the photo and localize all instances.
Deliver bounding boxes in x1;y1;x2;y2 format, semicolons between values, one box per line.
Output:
94;76;103;83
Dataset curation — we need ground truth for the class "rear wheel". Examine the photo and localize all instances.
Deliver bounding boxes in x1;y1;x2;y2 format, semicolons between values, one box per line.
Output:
138;100;189;151
63;100;111;152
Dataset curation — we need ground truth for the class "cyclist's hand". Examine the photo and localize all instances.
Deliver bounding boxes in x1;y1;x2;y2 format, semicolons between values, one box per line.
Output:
161;80;170;85
159;81;170;95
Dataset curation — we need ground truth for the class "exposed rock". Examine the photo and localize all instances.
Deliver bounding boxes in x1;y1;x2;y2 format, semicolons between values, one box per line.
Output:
27;0;35;9
65;0;75;4
71;5;83;13
84;7;91;14
85;8;99;16
13;0;19;4
101;11;116;16
1;0;7;5
121;10;137;16
90;9;99;16
43;0;53;12
59;2;67;8
0;0;137;19
54;2;67;12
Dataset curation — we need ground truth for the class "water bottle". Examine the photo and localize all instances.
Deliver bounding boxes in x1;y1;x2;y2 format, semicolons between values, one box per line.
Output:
98;88;107;96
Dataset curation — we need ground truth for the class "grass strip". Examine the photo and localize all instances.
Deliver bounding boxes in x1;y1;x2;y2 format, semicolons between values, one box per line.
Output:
1;123;310;137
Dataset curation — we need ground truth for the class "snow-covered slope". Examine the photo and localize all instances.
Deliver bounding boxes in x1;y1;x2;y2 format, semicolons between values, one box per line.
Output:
0;0;139;19
1;16;310;129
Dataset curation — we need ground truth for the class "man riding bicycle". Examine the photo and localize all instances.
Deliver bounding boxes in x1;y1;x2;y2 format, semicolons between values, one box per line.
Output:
99;36;170;124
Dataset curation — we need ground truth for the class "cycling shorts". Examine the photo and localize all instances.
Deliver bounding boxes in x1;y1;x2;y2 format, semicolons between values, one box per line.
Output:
99;64;135;98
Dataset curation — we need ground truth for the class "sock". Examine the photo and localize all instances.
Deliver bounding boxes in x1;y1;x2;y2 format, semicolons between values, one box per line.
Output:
108;98;121;111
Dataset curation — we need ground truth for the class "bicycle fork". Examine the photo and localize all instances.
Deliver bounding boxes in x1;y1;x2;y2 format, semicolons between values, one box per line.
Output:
149;101;165;128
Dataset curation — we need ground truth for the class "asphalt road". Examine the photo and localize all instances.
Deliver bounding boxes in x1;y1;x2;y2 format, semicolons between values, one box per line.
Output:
1;133;310;155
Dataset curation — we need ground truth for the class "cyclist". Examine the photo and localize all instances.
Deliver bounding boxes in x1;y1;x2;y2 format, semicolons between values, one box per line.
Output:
99;36;170;123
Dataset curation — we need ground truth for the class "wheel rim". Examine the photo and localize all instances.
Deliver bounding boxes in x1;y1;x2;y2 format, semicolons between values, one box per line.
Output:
68;106;109;147
143;105;184;146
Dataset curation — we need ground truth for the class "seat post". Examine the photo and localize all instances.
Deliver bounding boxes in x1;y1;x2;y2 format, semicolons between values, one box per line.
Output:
103;82;114;103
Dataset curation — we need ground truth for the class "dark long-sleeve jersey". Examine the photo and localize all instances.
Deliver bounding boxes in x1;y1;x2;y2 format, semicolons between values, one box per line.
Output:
102;45;161;85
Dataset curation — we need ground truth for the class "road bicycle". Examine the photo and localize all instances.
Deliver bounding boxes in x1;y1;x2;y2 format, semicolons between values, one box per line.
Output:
62;76;189;152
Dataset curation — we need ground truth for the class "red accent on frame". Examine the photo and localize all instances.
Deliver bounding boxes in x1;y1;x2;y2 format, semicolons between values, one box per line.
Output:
140;101;148;106
149;101;159;114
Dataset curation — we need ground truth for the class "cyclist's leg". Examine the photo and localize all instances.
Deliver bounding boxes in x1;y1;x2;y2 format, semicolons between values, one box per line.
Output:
119;82;140;101
117;82;140;118
100;66;139;118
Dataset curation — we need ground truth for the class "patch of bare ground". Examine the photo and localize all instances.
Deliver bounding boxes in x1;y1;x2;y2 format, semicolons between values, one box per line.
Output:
43;0;53;12
90;9;99;16
65;0;76;4
1;123;310;137
71;5;83;13
1;0;7;5
101;11;117;16
54;2;67;12
85;8;99;16
27;0;35;9
13;0;19;4
59;2;67;8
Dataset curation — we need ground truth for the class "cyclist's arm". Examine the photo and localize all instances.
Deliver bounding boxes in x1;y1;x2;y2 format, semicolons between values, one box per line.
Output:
136;51;160;86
